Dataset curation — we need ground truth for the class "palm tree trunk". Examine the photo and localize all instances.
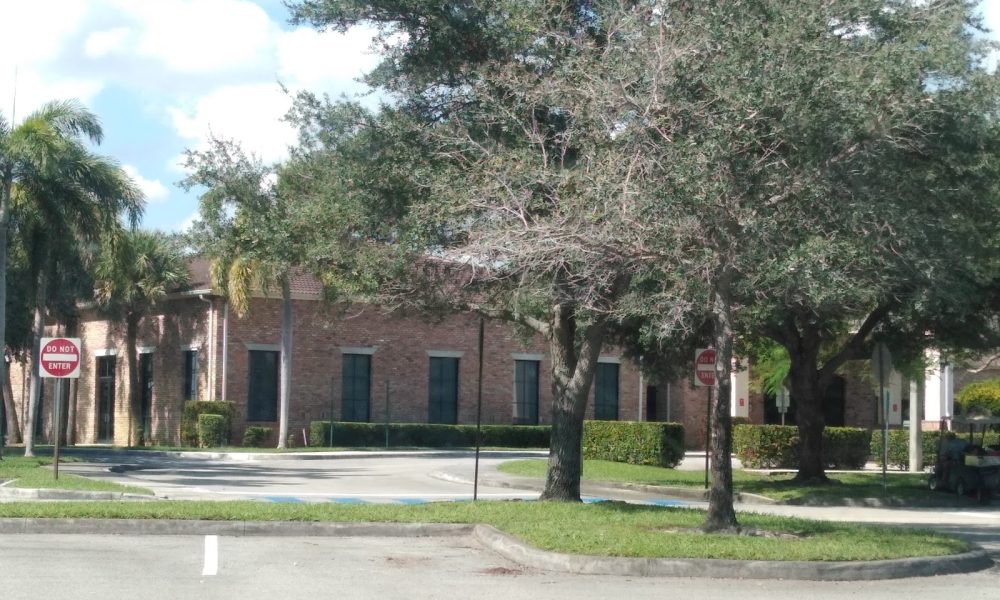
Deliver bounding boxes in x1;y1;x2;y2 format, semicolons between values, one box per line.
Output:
23;271;48;457
0;174;12;448
126;315;141;447
3;358;22;444
64;318;79;445
277;280;292;449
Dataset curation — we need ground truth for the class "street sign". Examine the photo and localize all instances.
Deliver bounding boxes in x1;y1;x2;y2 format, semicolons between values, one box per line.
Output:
694;348;716;387
776;387;790;413
39;337;81;379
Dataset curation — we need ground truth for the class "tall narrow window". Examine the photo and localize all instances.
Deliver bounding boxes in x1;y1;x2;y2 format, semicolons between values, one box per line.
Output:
342;353;371;422
594;362;619;420
182;350;198;401
428;357;459;424
247;350;279;421
514;360;539;425
96;356;116;442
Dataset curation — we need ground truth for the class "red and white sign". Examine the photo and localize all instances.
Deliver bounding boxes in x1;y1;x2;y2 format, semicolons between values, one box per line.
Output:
39;337;81;379
694;348;716;387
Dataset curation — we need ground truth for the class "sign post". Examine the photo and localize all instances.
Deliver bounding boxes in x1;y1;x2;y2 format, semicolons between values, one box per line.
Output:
776;386;790;426
39;337;81;480
694;348;716;489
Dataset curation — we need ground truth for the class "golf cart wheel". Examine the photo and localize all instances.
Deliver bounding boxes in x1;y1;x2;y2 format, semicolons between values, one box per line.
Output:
977;487;991;505
955;478;967;497
928;475;940;491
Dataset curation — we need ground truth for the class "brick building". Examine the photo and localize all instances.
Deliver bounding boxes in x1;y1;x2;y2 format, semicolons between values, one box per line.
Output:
10;259;958;450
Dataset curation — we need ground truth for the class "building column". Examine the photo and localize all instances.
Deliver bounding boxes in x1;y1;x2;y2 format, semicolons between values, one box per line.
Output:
730;359;749;419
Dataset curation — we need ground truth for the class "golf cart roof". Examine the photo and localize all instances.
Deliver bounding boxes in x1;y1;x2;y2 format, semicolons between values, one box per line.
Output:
949;416;1000;427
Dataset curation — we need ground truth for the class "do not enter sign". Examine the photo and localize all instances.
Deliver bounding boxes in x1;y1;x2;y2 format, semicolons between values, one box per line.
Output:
694;347;716;387
39;337;81;379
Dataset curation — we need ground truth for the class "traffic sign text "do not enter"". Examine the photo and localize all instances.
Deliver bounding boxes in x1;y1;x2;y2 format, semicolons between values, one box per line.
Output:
694;347;716;387
39;337;81;379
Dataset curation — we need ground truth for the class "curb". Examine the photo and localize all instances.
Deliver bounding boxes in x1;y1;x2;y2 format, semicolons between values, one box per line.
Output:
471;524;995;581
0;517;989;580
0;487;154;502
58;448;548;462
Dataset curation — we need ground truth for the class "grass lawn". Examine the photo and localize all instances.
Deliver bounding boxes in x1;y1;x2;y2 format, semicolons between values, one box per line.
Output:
0;499;966;561
498;459;934;503
0;456;153;496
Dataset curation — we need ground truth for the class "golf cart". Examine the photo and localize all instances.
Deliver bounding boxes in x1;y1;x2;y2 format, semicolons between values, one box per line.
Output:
929;416;1000;504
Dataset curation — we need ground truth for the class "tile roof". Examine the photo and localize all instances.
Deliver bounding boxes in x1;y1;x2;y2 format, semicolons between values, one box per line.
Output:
182;257;324;299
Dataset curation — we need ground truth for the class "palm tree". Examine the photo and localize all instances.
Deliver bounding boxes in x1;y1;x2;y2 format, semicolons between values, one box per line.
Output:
1;101;143;455
94;230;188;446
183;137;298;449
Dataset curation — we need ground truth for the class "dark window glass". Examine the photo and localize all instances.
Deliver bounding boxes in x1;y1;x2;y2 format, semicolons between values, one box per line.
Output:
183;350;198;401
428;357;459;424
594;362;619;420
342;354;371;422
514;360;539;425
96;356;116;441
247;350;279;421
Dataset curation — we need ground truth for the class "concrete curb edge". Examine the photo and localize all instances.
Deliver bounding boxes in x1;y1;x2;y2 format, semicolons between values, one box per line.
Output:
471;524;995;581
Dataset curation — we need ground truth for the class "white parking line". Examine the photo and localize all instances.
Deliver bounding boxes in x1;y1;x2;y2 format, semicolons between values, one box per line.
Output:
202;535;218;576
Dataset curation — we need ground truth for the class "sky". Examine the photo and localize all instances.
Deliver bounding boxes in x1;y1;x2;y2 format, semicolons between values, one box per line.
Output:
1;0;998;233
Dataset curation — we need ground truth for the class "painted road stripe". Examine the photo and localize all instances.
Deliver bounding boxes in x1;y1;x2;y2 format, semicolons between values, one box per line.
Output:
202;535;218;576
264;496;305;503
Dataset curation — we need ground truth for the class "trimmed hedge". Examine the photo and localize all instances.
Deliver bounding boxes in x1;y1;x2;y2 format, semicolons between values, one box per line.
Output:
309;421;551;448
242;426;272;448
181;401;236;446
733;424;871;469
582;421;685;467
198;414;227;448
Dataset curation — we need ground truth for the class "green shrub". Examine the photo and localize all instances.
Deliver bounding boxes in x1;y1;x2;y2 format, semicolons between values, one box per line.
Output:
242;426;272;448
955;379;1000;417
733;425;798;469
181;401;235;446
309;421;551;448
733;424;872;469
198;414;227;448
582;421;685;467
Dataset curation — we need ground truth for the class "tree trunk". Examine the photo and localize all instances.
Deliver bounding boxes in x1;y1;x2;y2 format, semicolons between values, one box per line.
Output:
23;272;48;457
540;302;605;501
2;359;22;444
0;174;11;451
64;318;78;445
787;345;829;484
703;287;739;532
277;280;292;449
126;315;141;447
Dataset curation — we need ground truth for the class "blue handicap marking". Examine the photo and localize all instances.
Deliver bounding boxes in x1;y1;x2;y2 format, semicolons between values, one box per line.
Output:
394;498;428;505
330;497;367;505
648;498;689;507
264;496;305;503
582;497;609;504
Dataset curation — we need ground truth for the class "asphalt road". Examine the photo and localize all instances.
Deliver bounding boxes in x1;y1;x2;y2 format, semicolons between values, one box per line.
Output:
3;449;998;597
2;533;999;600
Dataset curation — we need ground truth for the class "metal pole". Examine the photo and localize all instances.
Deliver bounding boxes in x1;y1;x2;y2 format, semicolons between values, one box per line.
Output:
879;347;887;493
53;378;63;480
329;376;335;448
474;318;485;501
384;380;390;449
704;387;711;490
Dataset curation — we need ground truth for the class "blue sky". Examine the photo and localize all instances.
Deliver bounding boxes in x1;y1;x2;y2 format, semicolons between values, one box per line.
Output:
1;0;998;233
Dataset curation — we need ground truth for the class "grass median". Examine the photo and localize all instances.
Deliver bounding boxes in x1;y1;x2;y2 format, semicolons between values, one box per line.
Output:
498;459;934;504
0;499;966;561
0;456;153;496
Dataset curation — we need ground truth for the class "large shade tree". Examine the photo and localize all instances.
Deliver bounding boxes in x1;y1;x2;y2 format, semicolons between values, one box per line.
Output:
182;138;302;449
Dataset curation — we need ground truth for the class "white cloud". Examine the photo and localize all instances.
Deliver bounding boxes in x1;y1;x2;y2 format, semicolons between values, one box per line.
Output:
112;0;276;74
168;83;298;164
84;27;131;59
276;26;380;88
123;164;169;203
